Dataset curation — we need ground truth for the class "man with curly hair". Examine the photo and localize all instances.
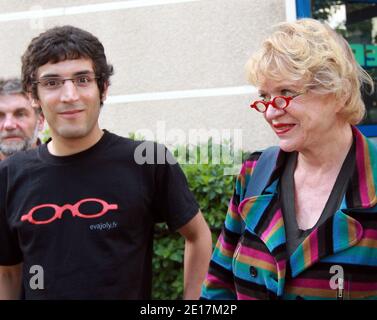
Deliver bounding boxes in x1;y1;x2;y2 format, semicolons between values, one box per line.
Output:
0;26;211;300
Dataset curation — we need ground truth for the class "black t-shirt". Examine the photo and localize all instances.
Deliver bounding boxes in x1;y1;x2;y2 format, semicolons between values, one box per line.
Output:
280;140;356;257
0;130;199;299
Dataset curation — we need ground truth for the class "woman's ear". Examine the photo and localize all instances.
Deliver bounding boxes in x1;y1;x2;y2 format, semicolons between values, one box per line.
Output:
333;80;350;114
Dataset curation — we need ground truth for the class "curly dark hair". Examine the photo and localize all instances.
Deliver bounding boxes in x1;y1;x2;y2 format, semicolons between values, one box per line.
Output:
21;25;114;106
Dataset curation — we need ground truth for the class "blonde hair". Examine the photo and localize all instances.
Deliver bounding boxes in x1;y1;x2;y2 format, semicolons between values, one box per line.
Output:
246;18;374;125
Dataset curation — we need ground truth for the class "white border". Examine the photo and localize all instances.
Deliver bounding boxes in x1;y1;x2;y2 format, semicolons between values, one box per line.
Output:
0;0;201;22
106;85;257;104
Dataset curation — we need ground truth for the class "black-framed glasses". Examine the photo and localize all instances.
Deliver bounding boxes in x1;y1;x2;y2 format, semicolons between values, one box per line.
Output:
33;72;100;90
250;93;303;113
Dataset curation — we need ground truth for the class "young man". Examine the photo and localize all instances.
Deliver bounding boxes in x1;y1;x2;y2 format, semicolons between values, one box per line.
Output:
0;78;44;160
0;26;212;299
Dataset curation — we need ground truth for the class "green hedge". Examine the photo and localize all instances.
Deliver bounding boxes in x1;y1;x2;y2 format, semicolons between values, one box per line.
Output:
152;142;248;299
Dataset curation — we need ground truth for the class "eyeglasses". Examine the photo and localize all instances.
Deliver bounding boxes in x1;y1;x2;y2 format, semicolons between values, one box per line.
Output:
20;198;118;225
250;93;303;113
33;73;99;90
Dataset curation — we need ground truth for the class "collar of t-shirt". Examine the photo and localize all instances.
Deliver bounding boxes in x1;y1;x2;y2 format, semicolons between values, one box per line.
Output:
38;129;114;165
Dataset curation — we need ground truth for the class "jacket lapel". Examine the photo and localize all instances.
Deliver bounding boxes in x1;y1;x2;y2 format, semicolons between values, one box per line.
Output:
238;179;288;295
238;175;285;245
346;127;377;209
289;197;363;278
289;126;377;277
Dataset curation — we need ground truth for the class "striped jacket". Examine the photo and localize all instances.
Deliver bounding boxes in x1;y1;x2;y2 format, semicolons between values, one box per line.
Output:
201;127;377;300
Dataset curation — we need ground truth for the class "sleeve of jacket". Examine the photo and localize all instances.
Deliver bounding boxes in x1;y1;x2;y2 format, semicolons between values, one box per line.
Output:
200;153;261;299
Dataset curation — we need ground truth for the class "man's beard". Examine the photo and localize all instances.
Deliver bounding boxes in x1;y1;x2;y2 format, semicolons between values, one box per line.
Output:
0;126;39;157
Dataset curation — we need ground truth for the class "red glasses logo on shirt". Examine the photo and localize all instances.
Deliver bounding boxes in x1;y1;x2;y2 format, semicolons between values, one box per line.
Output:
20;198;119;225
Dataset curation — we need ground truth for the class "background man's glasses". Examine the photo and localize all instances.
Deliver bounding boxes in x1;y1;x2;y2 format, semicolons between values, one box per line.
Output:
250;93;303;113
33;73;99;90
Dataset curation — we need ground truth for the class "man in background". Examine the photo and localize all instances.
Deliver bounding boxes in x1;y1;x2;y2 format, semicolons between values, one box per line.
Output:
0;78;44;160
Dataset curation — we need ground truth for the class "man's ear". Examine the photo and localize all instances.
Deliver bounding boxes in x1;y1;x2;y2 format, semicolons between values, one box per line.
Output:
31;99;40;108
27;92;44;131
101;81;109;103
27;92;40;108
37;111;45;132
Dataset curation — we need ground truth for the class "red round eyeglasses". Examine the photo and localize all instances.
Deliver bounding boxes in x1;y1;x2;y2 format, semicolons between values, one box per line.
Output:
250;93;303;113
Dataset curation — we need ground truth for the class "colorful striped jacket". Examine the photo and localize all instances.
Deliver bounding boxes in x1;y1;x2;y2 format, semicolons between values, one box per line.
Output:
201;127;377;300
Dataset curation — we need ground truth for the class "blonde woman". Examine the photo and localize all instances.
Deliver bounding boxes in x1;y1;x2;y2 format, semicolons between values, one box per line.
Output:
201;18;377;300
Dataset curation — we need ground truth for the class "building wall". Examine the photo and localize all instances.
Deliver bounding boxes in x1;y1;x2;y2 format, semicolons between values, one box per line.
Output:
0;0;288;154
